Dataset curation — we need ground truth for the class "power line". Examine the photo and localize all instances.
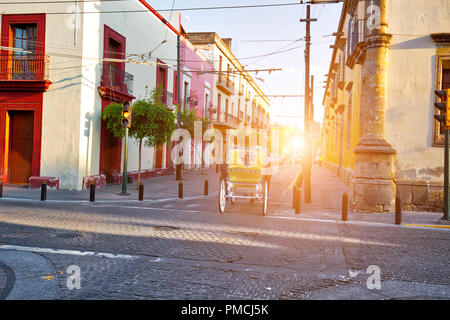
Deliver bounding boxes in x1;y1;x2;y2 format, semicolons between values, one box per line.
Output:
1;2;304;14
0;0;125;3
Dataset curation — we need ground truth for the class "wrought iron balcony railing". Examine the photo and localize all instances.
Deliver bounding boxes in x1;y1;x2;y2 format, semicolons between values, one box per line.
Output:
0;54;49;80
102;62;134;95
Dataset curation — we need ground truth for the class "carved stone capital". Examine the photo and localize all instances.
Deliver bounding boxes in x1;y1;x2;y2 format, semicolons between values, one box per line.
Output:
365;33;392;49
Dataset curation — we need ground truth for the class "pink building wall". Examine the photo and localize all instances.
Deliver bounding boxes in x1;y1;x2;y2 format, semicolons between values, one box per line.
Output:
180;38;214;118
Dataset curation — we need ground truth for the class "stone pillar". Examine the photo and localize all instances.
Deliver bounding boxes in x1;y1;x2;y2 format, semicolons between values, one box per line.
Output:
352;0;396;212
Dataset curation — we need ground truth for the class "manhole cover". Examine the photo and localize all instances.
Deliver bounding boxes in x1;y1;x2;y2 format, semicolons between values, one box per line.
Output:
52;232;82;239
149;225;179;231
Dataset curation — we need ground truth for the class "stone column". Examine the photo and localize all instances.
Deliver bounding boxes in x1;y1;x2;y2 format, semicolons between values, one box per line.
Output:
352;0;396;212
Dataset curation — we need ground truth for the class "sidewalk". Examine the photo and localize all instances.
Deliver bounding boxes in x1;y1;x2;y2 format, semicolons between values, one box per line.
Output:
273;165;450;229
0;168;219;203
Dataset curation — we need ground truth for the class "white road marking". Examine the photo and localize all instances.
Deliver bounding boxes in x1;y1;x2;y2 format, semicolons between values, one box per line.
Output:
0;244;138;260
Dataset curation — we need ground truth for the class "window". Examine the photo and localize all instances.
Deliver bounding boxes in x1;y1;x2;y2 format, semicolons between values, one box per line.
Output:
13;24;37;54
337;51;345;88
11;24;38;79
225;99;229;121
219;56;223;82
347;88;353;148
157;65;167;105
434;57;450;145
204;93;209;118
183;81;189;110
217;93;221;117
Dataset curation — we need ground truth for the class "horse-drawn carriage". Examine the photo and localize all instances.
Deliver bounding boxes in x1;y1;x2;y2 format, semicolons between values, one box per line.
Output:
218;146;272;215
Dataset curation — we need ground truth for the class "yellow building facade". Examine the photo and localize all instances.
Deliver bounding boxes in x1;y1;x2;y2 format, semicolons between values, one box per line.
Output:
321;0;450;212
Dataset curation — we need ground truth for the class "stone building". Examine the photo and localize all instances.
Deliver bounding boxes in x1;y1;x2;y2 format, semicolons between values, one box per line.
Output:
320;0;450;212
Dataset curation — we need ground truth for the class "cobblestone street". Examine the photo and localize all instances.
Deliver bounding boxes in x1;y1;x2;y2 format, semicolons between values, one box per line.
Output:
0;165;449;300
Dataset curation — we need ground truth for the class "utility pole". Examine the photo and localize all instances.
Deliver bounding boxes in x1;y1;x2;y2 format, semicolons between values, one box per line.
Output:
176;34;182;181
310;75;314;123
300;4;316;203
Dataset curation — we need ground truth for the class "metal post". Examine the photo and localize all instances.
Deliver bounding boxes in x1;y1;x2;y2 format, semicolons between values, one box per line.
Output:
0;181;3;198
176;34;182;181
139;183;144;201
444;129;450;220
41;182;47;201
120;127;130;195
395;194;402;225
295;187;301;214
178;180;183;199
342;193;348;221
204;180;209;196
300;5;316;204
293;188;296;208
89;182;95;202
310;75;314;123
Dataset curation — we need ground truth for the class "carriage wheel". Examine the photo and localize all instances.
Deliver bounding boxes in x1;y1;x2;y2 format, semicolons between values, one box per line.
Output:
218;178;226;214
262;180;268;216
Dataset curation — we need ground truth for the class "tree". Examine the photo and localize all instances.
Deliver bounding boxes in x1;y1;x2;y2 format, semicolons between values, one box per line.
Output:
101;87;176;188
177;106;211;170
131;89;176;187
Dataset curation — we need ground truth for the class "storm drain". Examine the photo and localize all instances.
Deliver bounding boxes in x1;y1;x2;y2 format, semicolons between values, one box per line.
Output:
52;231;82;239
149;225;179;231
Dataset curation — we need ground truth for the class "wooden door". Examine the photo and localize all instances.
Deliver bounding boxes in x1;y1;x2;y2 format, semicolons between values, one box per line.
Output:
155;145;163;169
9;111;34;184
103;126;122;183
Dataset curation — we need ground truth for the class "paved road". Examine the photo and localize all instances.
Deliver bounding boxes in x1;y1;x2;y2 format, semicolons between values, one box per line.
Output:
0;164;449;300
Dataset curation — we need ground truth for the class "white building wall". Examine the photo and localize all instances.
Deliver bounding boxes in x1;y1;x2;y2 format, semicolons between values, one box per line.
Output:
2;0;179;189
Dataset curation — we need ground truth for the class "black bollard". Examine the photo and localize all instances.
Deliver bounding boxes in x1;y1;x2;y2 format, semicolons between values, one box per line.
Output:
295;187;301;214
204;180;209;196
139;183;144;201
89;182;95;202
179;180;183;199
41;182;47;201
293;188;296;208
0;181;3;198
342;193;348;221
395;194;402;225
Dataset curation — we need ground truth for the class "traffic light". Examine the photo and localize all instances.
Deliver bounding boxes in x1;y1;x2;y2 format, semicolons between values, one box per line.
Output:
121;101;132;128
434;89;450;128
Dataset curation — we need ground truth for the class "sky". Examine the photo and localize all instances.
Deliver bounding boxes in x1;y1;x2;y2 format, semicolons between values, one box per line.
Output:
148;0;343;131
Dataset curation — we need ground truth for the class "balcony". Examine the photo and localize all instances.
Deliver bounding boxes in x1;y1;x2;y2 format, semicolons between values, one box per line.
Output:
102;63;134;95
216;77;234;96
238;84;244;96
211;111;239;129
346;18;367;69
0;54;51;91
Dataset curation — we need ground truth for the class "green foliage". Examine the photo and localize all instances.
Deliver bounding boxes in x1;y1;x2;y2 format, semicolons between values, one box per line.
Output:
101;87;176;146
177;106;211;137
131;96;176;147
101;102;126;138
